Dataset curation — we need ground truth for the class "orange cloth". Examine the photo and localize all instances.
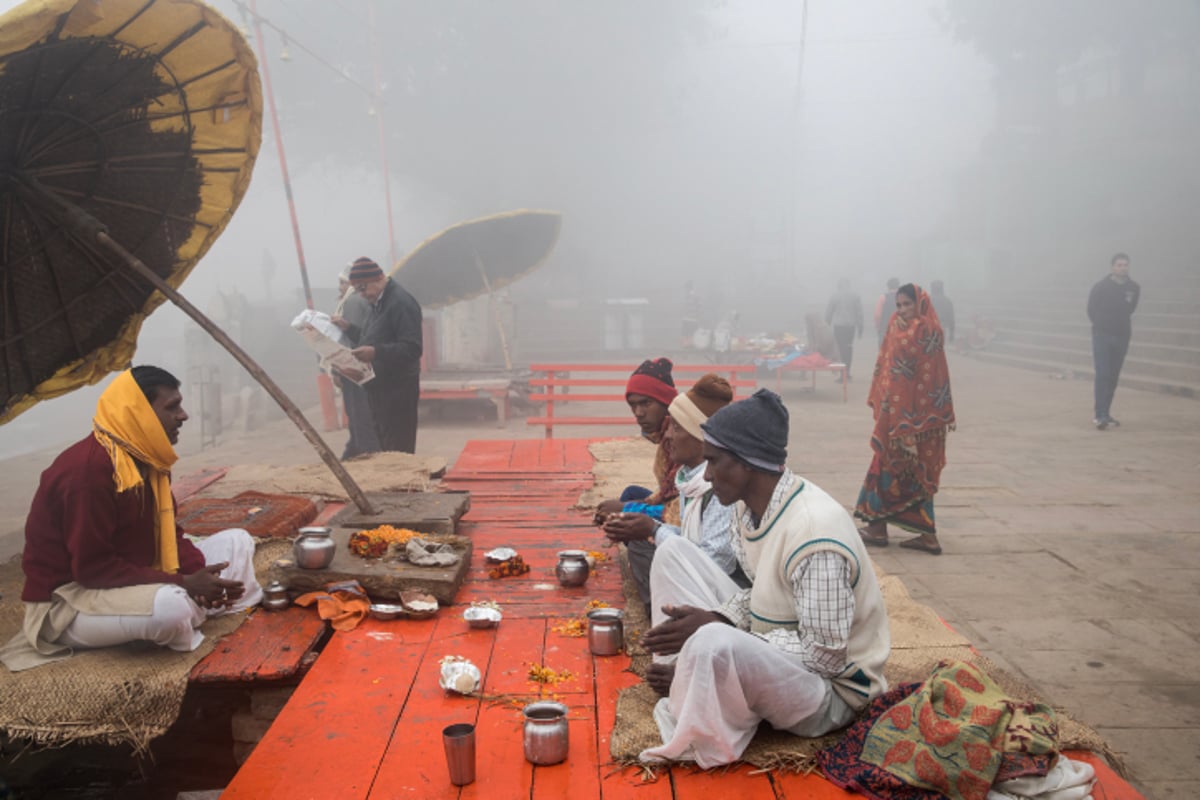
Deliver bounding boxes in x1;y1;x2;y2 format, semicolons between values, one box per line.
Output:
294;590;371;631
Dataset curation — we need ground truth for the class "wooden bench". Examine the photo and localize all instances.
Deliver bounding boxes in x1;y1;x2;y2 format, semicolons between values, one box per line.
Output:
526;363;760;438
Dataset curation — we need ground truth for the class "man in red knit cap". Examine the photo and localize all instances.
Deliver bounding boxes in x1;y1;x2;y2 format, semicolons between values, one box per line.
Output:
593;357;679;615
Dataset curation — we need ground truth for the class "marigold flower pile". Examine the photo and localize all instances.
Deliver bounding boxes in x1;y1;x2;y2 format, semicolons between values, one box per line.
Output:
348;525;424;558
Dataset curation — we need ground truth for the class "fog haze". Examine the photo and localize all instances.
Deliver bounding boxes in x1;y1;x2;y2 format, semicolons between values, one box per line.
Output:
2;0;1196;456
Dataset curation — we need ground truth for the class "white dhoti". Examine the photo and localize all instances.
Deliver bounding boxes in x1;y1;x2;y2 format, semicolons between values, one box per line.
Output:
59;529;263;653
2;529;262;671
640;537;853;768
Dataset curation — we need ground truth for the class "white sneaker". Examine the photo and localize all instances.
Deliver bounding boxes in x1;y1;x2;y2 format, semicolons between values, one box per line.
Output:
1093;418;1108;430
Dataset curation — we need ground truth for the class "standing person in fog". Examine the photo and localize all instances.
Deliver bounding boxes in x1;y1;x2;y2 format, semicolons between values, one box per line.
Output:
825;279;864;381
1087;253;1139;430
873;278;900;346
333;265;381;458
856;284;954;555
333;257;423;453
929;280;955;344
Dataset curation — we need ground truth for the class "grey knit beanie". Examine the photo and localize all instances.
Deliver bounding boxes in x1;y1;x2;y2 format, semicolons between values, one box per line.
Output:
700;388;789;472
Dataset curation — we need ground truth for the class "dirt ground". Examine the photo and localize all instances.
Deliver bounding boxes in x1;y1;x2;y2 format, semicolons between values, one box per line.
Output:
1;356;1198;797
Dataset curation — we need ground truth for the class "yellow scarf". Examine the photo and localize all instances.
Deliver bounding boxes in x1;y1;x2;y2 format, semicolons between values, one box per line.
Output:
92;370;180;573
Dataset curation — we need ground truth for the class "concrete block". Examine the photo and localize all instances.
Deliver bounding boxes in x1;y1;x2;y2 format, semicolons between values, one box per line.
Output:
231;707;273;744
249;685;295;719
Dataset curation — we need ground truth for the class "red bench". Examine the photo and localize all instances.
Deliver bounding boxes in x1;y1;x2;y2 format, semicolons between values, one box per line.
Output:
526;363;760;438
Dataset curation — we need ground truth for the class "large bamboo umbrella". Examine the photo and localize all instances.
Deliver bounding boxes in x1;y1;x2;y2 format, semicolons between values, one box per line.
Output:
0;0;374;513
393;209;562;369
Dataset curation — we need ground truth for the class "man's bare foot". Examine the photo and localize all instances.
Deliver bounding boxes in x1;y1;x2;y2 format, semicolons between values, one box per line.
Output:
646;663;675;697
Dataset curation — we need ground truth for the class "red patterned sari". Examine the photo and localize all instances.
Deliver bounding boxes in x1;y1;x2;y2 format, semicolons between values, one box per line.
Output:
854;286;955;534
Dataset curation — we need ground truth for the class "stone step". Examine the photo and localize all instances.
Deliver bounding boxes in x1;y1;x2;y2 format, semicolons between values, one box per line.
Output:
994;328;1200;368
984;339;1200;384
967;306;1200;334
962;350;1200;400
975;315;1200;349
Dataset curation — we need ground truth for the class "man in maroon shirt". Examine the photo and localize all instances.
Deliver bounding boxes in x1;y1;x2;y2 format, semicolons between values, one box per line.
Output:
2;366;261;671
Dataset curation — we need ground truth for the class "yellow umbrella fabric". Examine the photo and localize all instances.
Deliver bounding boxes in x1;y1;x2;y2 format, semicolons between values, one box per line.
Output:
392;209;562;309
0;0;261;424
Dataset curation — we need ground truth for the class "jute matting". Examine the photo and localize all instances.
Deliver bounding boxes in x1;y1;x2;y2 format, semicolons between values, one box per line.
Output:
585;442;1123;775
193;451;448;502
0;539;291;753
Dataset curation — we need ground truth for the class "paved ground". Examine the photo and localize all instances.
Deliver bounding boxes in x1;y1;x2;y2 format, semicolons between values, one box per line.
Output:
1;353;1195;797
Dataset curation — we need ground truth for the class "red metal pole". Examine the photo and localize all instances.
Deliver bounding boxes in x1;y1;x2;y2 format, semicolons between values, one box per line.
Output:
367;0;398;269
248;0;338;430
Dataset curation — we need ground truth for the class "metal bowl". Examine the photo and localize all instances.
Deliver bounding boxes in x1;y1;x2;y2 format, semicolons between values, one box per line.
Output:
400;591;439;619
369;603;405;621
463;606;502;629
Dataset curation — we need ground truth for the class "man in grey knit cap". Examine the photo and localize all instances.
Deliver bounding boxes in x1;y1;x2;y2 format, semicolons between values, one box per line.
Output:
639;389;890;768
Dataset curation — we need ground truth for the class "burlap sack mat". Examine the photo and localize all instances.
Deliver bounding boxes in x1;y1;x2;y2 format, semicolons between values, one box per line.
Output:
609;554;1123;775
0;539;291;753
195;452;448;501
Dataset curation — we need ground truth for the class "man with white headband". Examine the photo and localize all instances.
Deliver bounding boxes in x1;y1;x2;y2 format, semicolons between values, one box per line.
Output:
603;374;749;694
638;389;890;768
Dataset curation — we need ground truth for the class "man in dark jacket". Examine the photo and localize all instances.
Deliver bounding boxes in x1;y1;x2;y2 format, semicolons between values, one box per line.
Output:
334;257;423;452
1087;252;1139;430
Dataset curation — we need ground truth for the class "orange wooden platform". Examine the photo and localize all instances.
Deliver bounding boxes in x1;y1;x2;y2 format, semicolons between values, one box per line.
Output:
222;439;1144;799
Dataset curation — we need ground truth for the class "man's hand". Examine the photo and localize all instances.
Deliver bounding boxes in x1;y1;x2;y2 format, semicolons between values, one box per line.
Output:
603;512;657;543
350;345;376;363
330;315;350;331
641;604;726;656
592;498;624;526
181;562;245;609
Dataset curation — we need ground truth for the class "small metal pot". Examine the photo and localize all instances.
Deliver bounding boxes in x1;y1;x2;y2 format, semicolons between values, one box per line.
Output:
555;550;589;588
586;608;624;656
261;581;290;611
522;701;569;765
293;527;336;569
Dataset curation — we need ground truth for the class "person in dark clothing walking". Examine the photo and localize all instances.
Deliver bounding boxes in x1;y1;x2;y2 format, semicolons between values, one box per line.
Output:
333;257;424;452
873;278;900;345
929;280;955;343
1087;253;1139;430
824;279;863;380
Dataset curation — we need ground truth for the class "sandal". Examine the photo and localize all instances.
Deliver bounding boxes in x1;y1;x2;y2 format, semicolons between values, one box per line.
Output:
857;526;889;548
898;537;942;556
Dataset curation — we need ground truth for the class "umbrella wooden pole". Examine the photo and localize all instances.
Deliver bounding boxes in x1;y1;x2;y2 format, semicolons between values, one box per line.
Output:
13;148;373;513
472;250;513;371
89;233;376;515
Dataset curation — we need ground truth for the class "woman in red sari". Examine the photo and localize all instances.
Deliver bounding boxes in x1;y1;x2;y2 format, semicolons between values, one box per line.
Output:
856;284;955;555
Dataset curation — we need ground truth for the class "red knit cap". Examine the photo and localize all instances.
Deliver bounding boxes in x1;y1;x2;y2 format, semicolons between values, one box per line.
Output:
625;357;677;406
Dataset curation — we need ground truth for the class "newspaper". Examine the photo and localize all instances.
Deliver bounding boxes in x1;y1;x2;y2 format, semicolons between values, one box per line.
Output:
291;309;375;385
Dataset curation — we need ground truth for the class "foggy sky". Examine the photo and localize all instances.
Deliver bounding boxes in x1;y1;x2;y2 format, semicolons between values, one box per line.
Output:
2;0;1194;456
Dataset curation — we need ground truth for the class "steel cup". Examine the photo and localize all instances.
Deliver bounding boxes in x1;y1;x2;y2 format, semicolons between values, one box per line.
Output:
442;723;476;785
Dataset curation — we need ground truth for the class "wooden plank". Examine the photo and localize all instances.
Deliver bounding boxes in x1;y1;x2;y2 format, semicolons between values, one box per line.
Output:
459;699;531;799
485;618;556;698
368;616;494;798
771;771;862;799
190;606;327;684
222;619;435;799
595;657;674;800
670;763;779;798
531;702;601;800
